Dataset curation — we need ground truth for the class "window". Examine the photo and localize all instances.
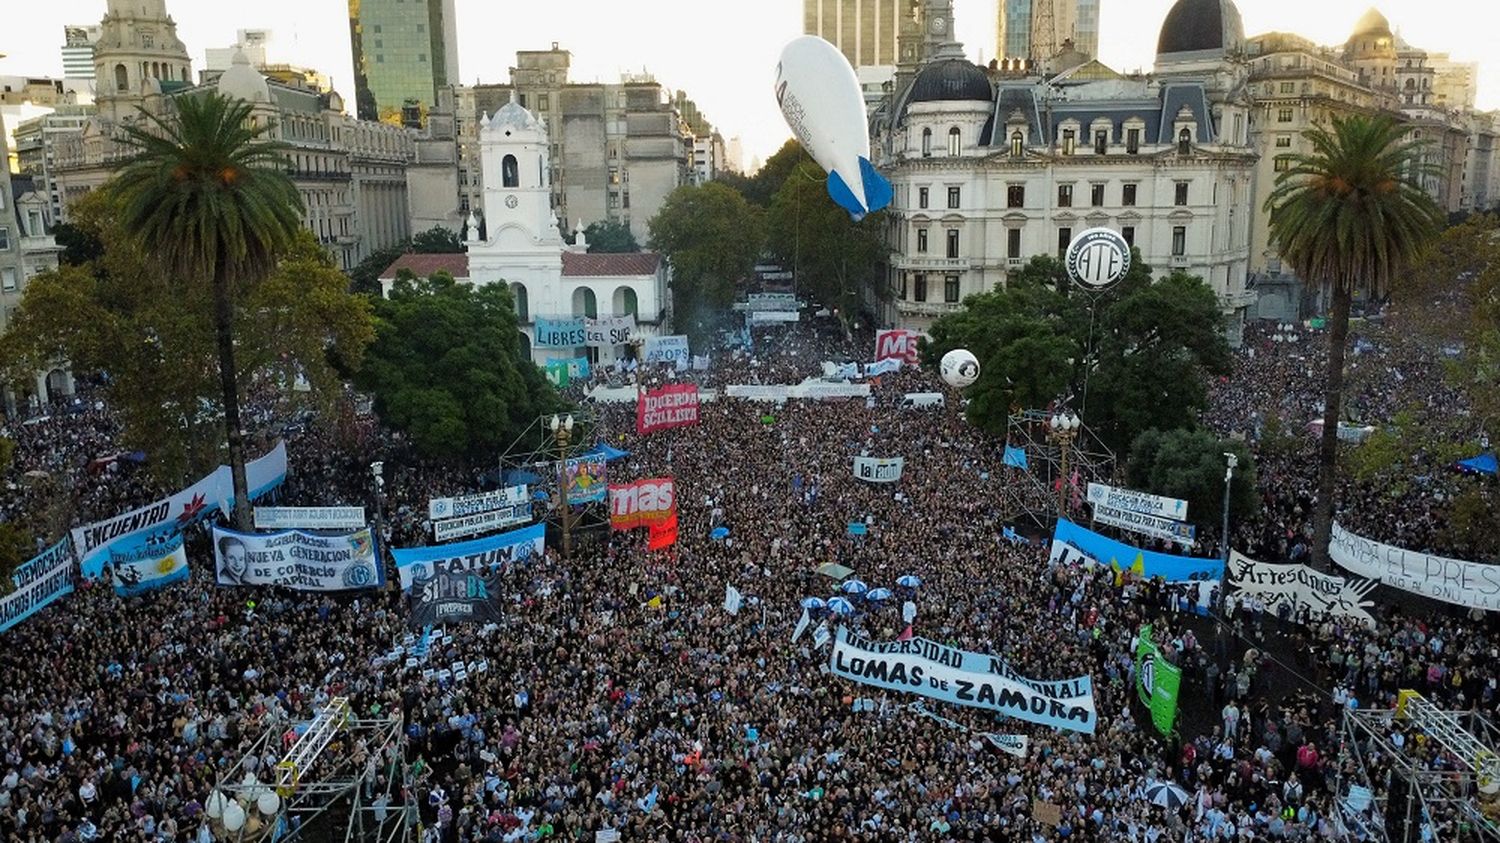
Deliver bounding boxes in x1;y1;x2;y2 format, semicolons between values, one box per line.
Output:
0;268;14;293
1278;108;1294;123
1274;156;1291;172
376;54;384;63
1280;81;1295;93
1275;136;1292;148
898;274;908;300
946;229;959;259
916;228;928;253
1122;183;1137;206
416;23;424;32
914;273;928;302
1090;183;1105;207
1010;131;1024;157
1062;129;1076;155
947;186;960;209
1126;128;1140;154
1178;127;1191;155
1007;185;1025;208
1007;228;1022;259
418;53;427;63
373;24;382;32
1057;227;1072;257
922;127;932;157
502;154;519;188
1172;226;1186;256
918;187;929;209
948;127;961;156
1174;181;1189;206
1057;184;1073;207
142;34;153;48
539;94;549;111
1121;226;1135;247
1094;130;1108;154
115;63;128;92
944;275;960;303
0;226;7;250
374;39;383;48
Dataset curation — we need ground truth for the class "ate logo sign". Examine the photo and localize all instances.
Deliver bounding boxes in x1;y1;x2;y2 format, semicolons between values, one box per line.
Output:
874;329;920;364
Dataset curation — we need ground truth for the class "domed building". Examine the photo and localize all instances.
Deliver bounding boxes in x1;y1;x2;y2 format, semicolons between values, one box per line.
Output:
874;0;1257;344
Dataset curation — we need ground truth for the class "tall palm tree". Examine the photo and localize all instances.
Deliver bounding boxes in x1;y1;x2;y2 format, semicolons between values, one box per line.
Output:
1265;114;1443;566
107;92;303;529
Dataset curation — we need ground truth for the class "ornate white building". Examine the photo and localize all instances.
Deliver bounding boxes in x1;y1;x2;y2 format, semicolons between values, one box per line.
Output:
875;0;1258;343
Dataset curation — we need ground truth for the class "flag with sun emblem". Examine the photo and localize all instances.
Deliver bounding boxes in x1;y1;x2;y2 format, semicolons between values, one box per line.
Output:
108;525;189;597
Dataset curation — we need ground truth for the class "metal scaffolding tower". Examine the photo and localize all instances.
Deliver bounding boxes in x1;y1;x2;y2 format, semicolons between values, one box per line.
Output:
998;408;1115;531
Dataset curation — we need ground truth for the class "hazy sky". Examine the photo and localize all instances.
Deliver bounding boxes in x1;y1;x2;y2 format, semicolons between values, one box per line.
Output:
3;0;1494;167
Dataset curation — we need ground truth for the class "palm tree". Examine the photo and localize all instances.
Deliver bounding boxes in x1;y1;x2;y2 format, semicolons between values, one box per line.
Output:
107;92;303;529
1265;114;1443;566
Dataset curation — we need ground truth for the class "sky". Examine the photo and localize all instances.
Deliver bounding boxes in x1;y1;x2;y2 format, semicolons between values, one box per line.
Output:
3;0;1496;169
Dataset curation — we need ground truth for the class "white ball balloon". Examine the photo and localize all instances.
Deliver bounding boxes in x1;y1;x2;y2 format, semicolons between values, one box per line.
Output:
257;790;282;815
205;791;227;820
222;801;247;832
939;348;980;389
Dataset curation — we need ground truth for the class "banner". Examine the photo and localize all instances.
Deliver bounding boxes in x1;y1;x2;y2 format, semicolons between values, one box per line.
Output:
829;627;1097;734
1053;519;1222;583
1085;482;1188;521
409;567;503;626
392;522;545;590
429;486;529;520
565;455;607;504
1330;523;1500;611
724;583;743;615
609;477;676;530
748;292;798;311
433;502;532;542
648;514;678;551
1048;539;1100;569
874;329;920;364
0;539;74;634
636;384;700;435
1002;445;1028;470
534;316;587;347
643;334;690;365
1090;501;1196;547
213;526;382;591
749;311;799;325
544;359;571;388
585;315;635;346
108;528;189;597
1227;551;1376;627
822;362;859;380
254;506;367;531
852;456;904;483
1135;625;1181;736
864;358;901;377
72;441;288;578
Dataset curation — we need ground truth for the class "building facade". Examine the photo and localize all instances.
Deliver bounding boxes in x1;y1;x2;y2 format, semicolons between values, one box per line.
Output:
62;25;103;80
348;0;459;127
802;0;913;69
997;0;1100;63
0;114;67;414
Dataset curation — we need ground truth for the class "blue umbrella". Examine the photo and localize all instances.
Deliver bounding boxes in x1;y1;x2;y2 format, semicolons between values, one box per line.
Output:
827;597;855;616
840;579;869;595
800;596;827;610
895;574;922;589
710;526;729;540
865;588;893;602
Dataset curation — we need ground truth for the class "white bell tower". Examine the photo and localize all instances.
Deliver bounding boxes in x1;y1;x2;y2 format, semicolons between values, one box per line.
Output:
477;93;562;248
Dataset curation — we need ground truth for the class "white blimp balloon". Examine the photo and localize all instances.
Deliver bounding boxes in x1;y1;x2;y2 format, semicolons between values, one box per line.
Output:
775;36;893;221
940;349;980;388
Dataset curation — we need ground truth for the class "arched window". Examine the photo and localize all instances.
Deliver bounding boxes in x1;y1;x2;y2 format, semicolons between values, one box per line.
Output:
1178;127;1192;155
511;283;529;322
947;127;961;156
115;64;128;92
502;154;519;188
517;332;531;360
573;286;597;320
614;286;638;319
181;67;188;82
1010;131;1024;157
921;127;932;157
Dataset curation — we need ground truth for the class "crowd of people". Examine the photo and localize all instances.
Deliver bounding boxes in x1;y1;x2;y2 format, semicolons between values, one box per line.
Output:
0;314;1495;842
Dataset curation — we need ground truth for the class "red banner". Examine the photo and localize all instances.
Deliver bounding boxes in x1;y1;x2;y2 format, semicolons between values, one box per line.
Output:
636;384;700;435
875;329;920;364
609;477;676;531
648;513;679;551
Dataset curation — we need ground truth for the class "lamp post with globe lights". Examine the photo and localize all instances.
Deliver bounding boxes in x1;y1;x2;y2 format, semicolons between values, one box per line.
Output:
1047;412;1081;519
550;414;575;560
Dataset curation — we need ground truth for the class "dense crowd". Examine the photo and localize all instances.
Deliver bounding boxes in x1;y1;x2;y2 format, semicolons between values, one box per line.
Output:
0;315;1495;842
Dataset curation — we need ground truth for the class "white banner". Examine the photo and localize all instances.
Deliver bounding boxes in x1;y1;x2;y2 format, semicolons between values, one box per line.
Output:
1330;523;1500;611
1090;502;1195;547
749;311;800;325
213;526;383;591
853;456;904;483
254;506;367;530
747;292;799;311
433;503;533;542
1048;539;1100;569
585;315;635;347
1085;482;1188;521
985;733;1030;758
643;334;690;365
1228;551;1376;627
724;583;743;615
428;486;528;520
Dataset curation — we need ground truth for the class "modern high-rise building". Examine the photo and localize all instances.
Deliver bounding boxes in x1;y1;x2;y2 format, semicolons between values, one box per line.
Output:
205;29;271;72
61;26;102;80
996;0;1099;62
802;0;914;69
348;0;460;127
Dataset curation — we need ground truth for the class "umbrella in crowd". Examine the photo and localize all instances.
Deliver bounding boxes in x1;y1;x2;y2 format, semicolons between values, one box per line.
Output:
1145;781;1189;810
840;579;869;595
827;597;856;616
709;526;730;540
864;588;893;602
896;574;922;588
800;596;827;610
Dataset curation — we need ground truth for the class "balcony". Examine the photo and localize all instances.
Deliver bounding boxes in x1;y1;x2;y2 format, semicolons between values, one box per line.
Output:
893;256;968;271
896;300;962;317
1170;255;1191;267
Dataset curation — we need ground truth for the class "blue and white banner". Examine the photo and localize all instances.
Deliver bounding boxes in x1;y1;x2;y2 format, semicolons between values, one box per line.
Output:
392;522;546;590
1052;519;1222;583
213;525;382;591
829;627;1096;734
254;506;366;531
585;315;635;347
864;358;901;377
643;335;690;365
109;526;189;597
534;316;587;348
72;441;288;579
0;539;74;634
428;486;528;520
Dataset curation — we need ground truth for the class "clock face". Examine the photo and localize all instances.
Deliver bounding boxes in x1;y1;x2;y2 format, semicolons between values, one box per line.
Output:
505;195;519;209
929;16;946;36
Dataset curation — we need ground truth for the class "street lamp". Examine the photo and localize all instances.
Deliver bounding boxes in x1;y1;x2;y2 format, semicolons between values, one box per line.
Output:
370;461;386;566
1216;451;1238;612
550;414;575;560
1047;412;1081;519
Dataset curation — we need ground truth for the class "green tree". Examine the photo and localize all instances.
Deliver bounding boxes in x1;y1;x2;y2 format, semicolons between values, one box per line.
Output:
411;226;464;253
349;241;410;296
50;221;105;267
1127;428;1259;539
583;220;640;253
104;91;305;528
647;182;764;340
353;272;563;460
1265;114;1444;565
729;139;811;207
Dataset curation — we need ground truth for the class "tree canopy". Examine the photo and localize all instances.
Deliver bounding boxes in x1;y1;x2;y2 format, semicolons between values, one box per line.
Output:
647;182;764;340
924;255;1230;452
411;225;465;254
1126;428;1259;536
352;272;564;461
583;220;641;253
721;139;812;207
